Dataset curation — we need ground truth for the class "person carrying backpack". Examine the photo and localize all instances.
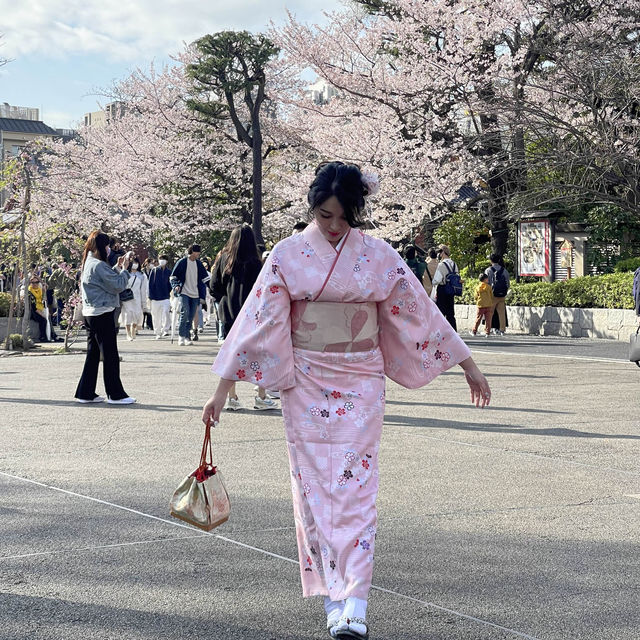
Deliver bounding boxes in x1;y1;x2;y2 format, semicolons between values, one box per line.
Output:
430;244;462;330
633;266;640;322
485;253;510;335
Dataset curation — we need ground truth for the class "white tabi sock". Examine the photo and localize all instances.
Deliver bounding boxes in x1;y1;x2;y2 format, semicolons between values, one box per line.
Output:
343;596;368;634
324;597;344;629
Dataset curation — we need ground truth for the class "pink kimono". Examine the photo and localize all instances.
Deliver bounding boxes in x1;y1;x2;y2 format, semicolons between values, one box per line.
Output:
212;222;471;600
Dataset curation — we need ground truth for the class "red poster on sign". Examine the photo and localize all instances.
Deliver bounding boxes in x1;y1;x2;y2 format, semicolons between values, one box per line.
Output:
518;220;550;277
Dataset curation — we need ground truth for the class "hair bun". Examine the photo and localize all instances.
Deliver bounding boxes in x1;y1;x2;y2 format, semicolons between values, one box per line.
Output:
361;170;380;197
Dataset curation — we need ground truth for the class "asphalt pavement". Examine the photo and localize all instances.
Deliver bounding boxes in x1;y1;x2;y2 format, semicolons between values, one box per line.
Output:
1;326;638;640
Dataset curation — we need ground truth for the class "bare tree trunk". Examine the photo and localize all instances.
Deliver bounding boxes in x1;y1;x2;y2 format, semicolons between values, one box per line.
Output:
19;162;32;350
4;262;19;350
252;117;263;246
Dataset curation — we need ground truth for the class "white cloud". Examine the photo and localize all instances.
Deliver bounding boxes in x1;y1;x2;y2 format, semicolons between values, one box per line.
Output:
39;108;83;129
0;0;344;62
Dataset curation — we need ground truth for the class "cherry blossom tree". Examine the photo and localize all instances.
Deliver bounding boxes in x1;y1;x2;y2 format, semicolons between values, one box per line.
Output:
33;44;305;250
272;0;640;251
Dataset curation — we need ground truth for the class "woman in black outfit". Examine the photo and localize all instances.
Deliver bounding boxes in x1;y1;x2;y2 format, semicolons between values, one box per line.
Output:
211;224;274;411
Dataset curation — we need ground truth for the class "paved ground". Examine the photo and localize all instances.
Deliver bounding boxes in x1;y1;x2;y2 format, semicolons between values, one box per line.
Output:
1;326;639;640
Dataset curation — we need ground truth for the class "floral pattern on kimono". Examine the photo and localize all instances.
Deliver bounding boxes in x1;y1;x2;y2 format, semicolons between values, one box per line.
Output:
211;222;471;600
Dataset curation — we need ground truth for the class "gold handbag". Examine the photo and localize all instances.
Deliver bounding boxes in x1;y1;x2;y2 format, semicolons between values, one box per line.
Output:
170;419;230;531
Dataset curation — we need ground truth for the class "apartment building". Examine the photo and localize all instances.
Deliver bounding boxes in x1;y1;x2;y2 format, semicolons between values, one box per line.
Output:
0;104;59;211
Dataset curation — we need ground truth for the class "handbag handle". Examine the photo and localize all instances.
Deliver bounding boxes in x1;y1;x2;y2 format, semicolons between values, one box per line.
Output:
199;419;214;468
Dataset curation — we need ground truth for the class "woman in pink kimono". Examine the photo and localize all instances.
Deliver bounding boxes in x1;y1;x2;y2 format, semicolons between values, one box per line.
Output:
202;162;491;639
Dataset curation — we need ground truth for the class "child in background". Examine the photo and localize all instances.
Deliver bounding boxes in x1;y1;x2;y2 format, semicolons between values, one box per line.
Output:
473;273;494;336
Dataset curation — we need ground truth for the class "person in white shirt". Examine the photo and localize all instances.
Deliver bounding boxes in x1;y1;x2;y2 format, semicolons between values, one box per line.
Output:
121;257;148;340
170;244;210;346
430;244;459;330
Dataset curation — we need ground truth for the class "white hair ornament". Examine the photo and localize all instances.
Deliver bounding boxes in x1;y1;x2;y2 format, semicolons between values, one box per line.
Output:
361;170;380;198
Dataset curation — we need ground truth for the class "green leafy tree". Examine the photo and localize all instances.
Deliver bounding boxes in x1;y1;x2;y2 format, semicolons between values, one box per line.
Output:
433;210;491;272
186;31;279;245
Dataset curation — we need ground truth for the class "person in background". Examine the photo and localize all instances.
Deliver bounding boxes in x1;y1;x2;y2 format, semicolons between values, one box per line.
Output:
191;257;210;341
49;262;73;326
633;264;640;323
403;244;426;282
430;244;460;330
141;258;156;332
211;224;276;411
121;256;147;341
485;253;510;335
472;273;494;337
42;265;57;325
75;230;135;404
28;274;60;342
422;247;439;297
211;251;225;344
107;239;124;267
170;244;210;346
148;254;172;339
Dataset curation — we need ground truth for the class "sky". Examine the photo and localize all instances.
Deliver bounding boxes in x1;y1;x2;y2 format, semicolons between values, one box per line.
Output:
0;0;343;129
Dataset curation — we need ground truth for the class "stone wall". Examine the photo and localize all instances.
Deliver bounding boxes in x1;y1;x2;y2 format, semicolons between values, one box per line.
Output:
0;317;41;342
455;304;638;341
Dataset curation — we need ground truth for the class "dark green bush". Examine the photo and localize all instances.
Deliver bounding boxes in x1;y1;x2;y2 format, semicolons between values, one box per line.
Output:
8;333;23;349
459;272;634;309
0;293;9;317
0;293;23;318
614;257;640;272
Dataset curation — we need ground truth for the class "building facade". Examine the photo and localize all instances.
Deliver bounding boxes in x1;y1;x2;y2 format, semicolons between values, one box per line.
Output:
0;106;59;211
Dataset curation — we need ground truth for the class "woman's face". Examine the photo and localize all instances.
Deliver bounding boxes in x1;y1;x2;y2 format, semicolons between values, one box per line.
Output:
313;196;350;247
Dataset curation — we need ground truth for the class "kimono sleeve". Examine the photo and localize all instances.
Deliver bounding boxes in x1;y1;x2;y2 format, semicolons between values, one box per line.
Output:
211;249;295;391
378;264;471;389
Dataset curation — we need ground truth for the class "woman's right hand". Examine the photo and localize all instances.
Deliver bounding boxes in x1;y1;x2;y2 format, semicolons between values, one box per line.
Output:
202;391;225;426
202;379;235;425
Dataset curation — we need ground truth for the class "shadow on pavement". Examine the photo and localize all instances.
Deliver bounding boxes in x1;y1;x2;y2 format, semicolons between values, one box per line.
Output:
0;397;201;412
385;399;571;415
383;413;640;440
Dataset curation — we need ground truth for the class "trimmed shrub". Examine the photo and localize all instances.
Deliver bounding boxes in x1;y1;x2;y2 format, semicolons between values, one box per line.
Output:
0;293;9;317
0;293;24;318
459;272;634;309
8;333;23;349
614;257;640;272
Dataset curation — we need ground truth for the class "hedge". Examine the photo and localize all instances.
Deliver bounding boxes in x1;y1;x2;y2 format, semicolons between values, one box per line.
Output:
0;293;10;317
459;272;634;309
0;293;24;318
614;257;640;273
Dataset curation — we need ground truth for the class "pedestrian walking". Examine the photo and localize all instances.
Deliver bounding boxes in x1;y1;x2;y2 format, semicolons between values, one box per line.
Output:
430;244;461;330
202;161;491;640
403;244;426;281
49;262;75;326
485;253;510;335
141;258;156;332
74;230;136;405
472;273;494;336
148;255;172;339
633;265;640;323
170;244;210;346
422;247;439;297
211;224;276;411
211;251;225;344
120;257;147;341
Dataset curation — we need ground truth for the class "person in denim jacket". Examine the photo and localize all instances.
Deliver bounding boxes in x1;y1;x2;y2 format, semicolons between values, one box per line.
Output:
75;230;136;405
